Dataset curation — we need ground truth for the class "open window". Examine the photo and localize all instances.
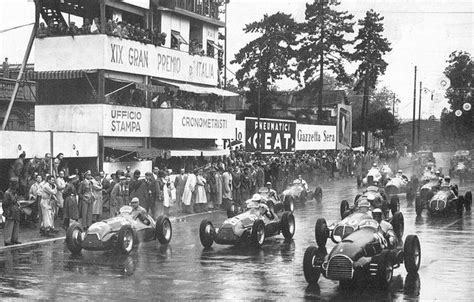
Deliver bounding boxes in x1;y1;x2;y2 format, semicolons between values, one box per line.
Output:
171;30;188;49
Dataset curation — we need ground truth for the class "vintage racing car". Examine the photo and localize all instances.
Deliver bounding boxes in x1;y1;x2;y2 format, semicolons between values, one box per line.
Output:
304;219;421;289
315;197;404;249
384;173;416;202
199;195;295;248
65;206;172;255
450;150;473;184
342;186;400;220
415;184;472;216
280;178;322;203
227;187;294;218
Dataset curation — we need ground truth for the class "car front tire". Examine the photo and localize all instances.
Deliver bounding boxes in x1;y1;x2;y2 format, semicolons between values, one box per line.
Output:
281;212;295;239
199;219;215;248
117;225;135;255
156;215;172;244
66;223;83;255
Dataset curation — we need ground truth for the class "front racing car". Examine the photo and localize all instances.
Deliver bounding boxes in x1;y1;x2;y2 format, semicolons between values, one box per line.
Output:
304;219;421;289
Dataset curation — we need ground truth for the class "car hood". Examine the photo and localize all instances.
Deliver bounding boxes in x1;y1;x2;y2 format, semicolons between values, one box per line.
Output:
431;189;451;202
86;216;130;239
222;209;262;229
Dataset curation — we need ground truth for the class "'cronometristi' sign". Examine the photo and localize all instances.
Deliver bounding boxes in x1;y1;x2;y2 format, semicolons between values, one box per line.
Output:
245;117;296;153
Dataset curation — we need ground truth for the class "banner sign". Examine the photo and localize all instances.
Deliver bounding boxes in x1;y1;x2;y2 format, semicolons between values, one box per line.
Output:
103;105;150;137
171;109;235;139
295;124;336;150
245;117;296;153
35;35;218;86
337;104;352;149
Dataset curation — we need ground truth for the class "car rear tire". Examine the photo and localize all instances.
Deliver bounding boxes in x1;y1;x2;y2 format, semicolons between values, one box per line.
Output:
391;212;404;240
404;235;421;273
456;196;464;215
281;212;295;239
315;218;329;248
283;195;294;212
66;224;83;255
314;187;323;202
250;220;265;248
340;200;350;219
117;225;135;255
415;196;423;216
199;219;215;248
465;191;472;212
354;193;361;205
303;246;325;284
300;190;308;202
390;196;400;216
156;215;172;244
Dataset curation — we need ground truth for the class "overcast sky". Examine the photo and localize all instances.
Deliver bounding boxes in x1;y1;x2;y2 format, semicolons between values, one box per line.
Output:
1;0;472;119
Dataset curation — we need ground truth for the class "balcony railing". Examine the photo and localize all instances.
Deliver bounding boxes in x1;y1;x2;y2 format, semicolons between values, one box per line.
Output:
159;0;221;21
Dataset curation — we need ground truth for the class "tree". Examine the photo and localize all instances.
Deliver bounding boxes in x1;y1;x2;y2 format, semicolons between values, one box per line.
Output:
441;51;473;145
231;12;299;117
366;108;399;146
351;9;392;148
296;0;354;120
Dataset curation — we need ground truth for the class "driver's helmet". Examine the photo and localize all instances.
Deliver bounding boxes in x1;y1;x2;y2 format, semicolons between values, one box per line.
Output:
397;169;403;175
251;193;262;202
293;179;302;185
372;208;383;223
372;163;378;167
266;181;272;187
435;170;441;176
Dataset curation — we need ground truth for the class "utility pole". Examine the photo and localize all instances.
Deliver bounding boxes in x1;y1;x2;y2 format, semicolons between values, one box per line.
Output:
317;0;325;123
411;66;417;153
223;0;228;88
363;75;369;151
417;81;422;148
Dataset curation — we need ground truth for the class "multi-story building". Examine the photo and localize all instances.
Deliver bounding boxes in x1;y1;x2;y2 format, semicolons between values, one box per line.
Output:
32;0;237;172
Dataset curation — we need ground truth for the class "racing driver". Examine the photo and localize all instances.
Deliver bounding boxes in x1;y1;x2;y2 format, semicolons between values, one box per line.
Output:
372;208;397;248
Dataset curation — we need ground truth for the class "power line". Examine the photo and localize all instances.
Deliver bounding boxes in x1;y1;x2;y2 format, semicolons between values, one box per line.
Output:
0;23;34;34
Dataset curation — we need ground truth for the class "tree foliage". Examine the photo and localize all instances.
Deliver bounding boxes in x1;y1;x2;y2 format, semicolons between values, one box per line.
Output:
296;0;354;85
352;9;392;91
231;12;299;117
440;51;473;143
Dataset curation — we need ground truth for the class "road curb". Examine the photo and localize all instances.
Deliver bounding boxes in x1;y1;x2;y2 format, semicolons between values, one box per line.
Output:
0;209;224;252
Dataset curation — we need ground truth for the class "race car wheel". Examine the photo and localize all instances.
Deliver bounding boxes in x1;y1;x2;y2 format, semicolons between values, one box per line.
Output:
415;196;423;216
314;187;323;202
404;235;421;273
340;200;350;219
391;212;404;240
406;187;415;203
390;195;400;216
283;196;294;212
66;224;83;255
199;219;215;248
227;203;237;218
315;218;329;248
356;176;362;188
250;220;265;248
117;225;134;255
303;246;325;284
375;258;393;289
281;212;295;239
465;191;472;212
156;215;172;244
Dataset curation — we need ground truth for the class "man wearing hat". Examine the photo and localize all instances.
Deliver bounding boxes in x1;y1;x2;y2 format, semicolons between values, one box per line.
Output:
62;174;79;229
78;170;94;229
110;175;127;217
3;178;22;246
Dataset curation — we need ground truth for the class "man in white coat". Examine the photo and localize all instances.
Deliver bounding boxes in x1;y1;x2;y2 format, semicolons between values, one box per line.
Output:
181;169;197;214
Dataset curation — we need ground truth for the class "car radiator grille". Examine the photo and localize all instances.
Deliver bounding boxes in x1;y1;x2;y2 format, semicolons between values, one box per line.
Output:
334;225;354;239
430;199;445;211
326;255;354;280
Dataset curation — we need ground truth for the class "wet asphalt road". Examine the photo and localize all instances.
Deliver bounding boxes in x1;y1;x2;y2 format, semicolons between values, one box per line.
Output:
1;154;473;301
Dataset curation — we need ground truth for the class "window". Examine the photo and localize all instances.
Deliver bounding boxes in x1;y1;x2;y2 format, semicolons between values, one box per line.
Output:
171;30;188;49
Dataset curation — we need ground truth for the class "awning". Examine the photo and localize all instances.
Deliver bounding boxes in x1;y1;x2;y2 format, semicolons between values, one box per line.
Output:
155;79;239;97
207;40;223;52
26;70;95;80
168;147;230;157
171;30;188;45
106;146;166;158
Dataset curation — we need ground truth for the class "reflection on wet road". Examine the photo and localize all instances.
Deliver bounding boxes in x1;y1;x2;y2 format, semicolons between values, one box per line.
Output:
1;157;473;300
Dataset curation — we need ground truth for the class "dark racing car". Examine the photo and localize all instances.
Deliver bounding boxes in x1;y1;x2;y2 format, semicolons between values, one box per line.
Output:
65;206;172;255
304;218;421;289
416;184;472;216
199;195;295;248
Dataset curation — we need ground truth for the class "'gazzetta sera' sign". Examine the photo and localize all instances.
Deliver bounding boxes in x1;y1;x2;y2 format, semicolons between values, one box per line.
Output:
245;118;296;153
295;124;337;150
104;105;150;137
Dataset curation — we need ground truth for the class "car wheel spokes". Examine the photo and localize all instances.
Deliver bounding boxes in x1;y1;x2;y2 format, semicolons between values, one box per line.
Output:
258;226;264;244
124;231;133;251
163;220;172;241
